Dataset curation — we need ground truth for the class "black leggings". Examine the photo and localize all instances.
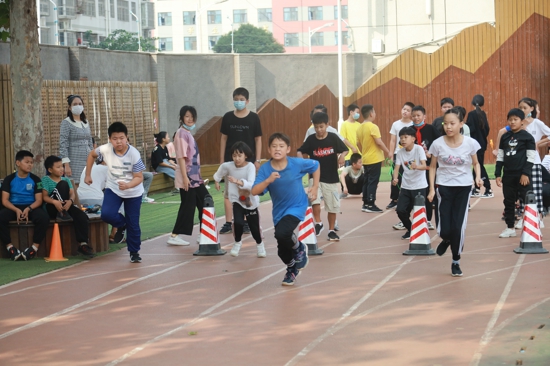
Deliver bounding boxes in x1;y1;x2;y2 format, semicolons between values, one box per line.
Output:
274;215;300;265
233;203;263;244
473;150;491;190
436;185;471;261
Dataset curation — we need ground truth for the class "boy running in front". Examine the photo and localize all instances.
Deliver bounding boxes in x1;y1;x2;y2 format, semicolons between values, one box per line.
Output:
252;133;320;286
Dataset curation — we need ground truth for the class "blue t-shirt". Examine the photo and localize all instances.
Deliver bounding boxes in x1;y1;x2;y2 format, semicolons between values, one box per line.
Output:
0;172;42;206
254;157;319;225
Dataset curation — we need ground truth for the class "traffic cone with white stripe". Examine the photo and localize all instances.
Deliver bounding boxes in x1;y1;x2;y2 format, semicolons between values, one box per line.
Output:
403;193;435;256
194;195;226;256
298;206;323;255
514;191;548;254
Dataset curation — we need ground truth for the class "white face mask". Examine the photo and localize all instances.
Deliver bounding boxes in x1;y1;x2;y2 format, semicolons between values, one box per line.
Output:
71;105;84;115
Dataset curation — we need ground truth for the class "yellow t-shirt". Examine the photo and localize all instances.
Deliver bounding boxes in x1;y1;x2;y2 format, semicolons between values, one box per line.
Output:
356;121;384;164
340;120;360;160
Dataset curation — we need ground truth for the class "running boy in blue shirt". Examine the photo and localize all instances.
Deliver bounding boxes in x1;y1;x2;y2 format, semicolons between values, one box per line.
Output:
252;133;320;286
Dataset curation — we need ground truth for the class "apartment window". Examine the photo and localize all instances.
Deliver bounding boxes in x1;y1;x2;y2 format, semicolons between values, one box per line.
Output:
110;0;114;18
82;0;96;17
158;12;172;26
131;2;136;17
311;32;323;46
98;0;105;16
283;7;298;21
233;9;247;24
117;0;129;21
334;31;348;45
183;11;196;25
308;6;322;20
284;33;299;47
159;37;173;51
334;5;348;19
208;36;220;50
40;28;50;44
184;36;197;51
258;8;272;22
207;10;221;24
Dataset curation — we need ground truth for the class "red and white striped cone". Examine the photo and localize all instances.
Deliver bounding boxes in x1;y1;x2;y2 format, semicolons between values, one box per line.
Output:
194;195;226;256
515;192;548;254
298;206;323;255
403;193;435;256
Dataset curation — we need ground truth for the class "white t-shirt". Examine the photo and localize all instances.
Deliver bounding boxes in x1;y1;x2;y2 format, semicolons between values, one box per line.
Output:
96;143;145;198
396;144;428;190
541;155;550;172
77;165;108;203
524;118;550;164
342;165;364;182
304;125;344;142
213;161;259;209
390;120;413;154
429;136;481;187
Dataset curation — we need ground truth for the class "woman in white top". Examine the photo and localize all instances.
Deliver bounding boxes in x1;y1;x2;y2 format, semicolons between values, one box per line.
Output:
517;97;550;218
59;95;93;184
428;107;483;277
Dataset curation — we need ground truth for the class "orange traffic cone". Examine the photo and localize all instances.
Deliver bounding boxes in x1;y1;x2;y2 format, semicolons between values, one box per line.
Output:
194;195;226;256
403;193;435;256
298;206;323;255
514;191;548;254
45;223;68;262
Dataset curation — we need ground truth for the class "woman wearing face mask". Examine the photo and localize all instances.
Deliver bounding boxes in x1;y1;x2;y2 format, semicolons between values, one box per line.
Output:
59;95;94;185
167;105;209;246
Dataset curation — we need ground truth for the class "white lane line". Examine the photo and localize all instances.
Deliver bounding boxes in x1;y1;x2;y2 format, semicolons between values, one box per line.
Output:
0;262;183;297
105;269;284;366
0;260;195;340
470;254;525;366
285;256;414;366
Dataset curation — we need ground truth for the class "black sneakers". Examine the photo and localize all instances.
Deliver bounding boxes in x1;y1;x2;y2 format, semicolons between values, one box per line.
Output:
56;210;72;221
113;226;126;243
130;252;142;263
451;263;463;277
294;242;309;271
8;246;21;261
362;204;383;213
327;231;340;241
386;200;398;209
77;244;95;259
401;231;411;240
219;222;232;234
314;223;324;236
436;240;450;256
21;247;36;261
282;265;299;286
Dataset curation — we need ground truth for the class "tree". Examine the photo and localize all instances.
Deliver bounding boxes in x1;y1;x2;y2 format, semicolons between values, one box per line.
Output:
9;0;44;175
0;0;9;41
213;24;284;54
89;29;157;52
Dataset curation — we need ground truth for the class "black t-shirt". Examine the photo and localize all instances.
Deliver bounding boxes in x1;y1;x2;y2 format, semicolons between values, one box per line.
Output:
151;145;171;170
220;111;262;162
298;132;348;184
466;110;490;151
414;123;440;165
432;116;444;136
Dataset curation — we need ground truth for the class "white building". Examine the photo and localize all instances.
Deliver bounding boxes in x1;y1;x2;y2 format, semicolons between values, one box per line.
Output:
37;0;155;47
153;0;272;53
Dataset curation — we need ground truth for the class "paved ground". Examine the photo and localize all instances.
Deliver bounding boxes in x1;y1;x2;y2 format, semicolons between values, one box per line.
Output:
0;182;549;366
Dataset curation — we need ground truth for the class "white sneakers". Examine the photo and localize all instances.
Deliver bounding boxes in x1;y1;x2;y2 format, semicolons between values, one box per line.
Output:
499;228;517;238
142;196;155;203
167;235;190;246
230;241;242;257
427;221;435;230
257;243;267;258
515;218;523;230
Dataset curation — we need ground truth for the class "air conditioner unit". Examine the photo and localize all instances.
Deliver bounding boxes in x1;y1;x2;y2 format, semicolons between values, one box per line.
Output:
372;39;385;54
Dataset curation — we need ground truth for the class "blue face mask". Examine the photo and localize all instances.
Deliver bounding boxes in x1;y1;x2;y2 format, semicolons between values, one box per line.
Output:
413;120;425;127
182;123;196;131
234;100;246;111
353;113;360;120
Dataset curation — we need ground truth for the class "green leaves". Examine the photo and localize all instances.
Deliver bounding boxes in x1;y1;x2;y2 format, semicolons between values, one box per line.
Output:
213;23;284;54
0;0;10;42
89;29;157;52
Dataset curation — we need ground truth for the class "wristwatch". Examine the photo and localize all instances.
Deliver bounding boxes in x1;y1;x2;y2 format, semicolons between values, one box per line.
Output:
255;160;261;163
27;206;33;212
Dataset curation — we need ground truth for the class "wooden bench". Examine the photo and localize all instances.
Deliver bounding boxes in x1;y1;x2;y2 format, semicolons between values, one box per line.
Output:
148;172;174;194
2;215;109;259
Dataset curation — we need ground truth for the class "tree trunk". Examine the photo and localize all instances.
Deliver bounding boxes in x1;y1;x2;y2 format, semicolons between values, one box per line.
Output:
10;0;44;176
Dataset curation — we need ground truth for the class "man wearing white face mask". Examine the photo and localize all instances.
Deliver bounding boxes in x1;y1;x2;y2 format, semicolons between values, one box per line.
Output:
59;94;94;185
219;87;263;235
